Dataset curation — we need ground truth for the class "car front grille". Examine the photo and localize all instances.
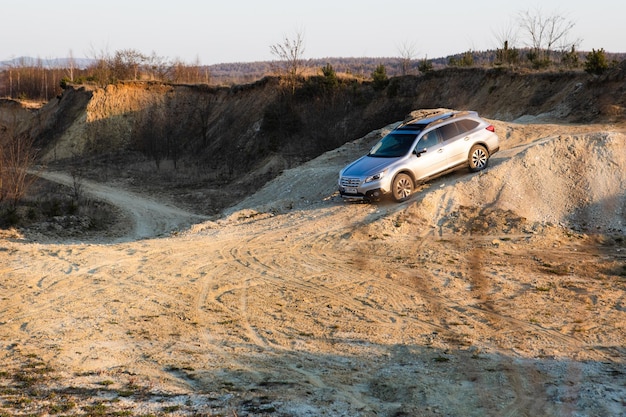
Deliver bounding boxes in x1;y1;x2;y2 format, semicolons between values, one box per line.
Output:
340;177;361;187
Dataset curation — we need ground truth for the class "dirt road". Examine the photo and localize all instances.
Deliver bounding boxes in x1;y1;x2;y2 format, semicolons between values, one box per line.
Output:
35;170;209;241
1;119;625;416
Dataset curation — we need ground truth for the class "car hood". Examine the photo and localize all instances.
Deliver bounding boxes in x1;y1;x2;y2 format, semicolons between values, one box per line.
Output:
341;155;402;177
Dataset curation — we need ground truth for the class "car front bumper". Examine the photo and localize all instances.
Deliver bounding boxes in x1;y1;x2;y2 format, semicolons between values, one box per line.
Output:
338;177;389;200
339;188;384;200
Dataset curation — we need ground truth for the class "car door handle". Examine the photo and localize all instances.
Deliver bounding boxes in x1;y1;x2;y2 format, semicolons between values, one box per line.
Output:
437;148;444;153
464;136;470;141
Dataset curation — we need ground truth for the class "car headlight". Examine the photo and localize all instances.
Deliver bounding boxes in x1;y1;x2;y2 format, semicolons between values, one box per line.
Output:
365;170;386;183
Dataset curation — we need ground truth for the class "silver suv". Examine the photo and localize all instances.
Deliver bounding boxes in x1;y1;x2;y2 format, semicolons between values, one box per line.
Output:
338;111;499;201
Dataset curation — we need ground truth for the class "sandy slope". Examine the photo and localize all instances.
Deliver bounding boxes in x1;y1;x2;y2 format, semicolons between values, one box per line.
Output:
1;116;625;416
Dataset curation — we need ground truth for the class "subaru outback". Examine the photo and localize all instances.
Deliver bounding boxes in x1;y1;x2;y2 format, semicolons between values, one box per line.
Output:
338;111;499;202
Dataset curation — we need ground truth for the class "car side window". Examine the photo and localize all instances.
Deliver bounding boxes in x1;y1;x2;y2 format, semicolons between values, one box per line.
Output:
439;122;461;141
417;130;440;149
456;119;479;133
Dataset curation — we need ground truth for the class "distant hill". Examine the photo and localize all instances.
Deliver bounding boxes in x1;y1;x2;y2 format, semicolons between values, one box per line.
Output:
2;50;625;93
3;50;625;75
0;56;95;69
205;51;626;84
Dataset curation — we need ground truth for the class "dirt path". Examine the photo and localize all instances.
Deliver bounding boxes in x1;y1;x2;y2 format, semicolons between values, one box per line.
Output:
35;170;210;241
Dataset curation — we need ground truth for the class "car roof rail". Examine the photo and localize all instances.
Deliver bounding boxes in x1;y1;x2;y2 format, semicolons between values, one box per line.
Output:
420;112;456;125
397;111;456;130
450;110;478;119
397;110;481;131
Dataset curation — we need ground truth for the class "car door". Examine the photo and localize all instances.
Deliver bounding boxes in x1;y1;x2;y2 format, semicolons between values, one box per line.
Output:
407;128;449;181
441;120;479;167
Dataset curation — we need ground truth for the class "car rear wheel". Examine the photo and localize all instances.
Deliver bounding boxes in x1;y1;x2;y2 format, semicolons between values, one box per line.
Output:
392;173;413;202
469;145;489;172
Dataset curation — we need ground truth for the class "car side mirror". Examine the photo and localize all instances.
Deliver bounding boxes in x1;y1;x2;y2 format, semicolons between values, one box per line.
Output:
414;148;427;157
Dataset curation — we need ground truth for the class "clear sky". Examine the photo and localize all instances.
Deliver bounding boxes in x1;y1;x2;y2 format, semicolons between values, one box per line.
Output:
2;0;624;65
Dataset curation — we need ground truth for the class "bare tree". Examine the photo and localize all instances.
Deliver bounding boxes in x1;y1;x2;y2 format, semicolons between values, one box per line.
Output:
87;44;113;87
193;93;217;147
270;29;306;93
0;110;37;207
67;49;76;82
134;102;169;169
397;41;418;76
69;168;84;204
518;8;580;65
145;51;171;81
111;49;147;80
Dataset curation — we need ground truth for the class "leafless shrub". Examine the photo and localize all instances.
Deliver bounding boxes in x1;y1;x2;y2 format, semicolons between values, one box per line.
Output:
270;29;306;93
518;7;581;65
0;109;38;208
397;41;418;76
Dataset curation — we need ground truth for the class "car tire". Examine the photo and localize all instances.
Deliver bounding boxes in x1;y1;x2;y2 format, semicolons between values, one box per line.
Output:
392;173;413;202
468;145;489;172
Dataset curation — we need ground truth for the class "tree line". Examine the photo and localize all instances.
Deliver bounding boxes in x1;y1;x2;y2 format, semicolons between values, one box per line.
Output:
2;6;625;102
0;7;623;145
2;48;623;104
0;50;211;101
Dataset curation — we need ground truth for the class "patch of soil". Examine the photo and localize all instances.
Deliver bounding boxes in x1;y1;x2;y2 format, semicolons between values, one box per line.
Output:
1;115;625;416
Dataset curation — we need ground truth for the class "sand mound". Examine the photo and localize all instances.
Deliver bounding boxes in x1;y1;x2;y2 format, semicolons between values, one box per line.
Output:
410;132;626;234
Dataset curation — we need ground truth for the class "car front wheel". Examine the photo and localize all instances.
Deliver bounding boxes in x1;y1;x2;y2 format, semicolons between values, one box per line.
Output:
392;173;413;202
469;145;489;172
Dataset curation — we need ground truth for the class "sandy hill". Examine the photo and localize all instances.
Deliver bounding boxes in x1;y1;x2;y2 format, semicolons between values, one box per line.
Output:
0;67;625;416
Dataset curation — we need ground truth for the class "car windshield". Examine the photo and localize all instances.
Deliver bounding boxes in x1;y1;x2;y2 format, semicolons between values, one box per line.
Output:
368;132;419;157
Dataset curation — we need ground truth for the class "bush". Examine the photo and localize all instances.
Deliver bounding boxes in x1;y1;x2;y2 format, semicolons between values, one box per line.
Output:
418;59;433;73
449;51;474;67
584;48;609;75
495;41;519;67
371;64;389;91
59;77;70;89
561;46;580;68
0;207;20;227
293;64;340;97
322;63;339;91
526;50;551;70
